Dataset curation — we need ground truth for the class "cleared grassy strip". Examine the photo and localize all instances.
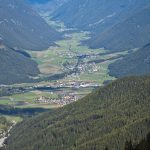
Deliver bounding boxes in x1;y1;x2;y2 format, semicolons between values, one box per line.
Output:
0;91;60;109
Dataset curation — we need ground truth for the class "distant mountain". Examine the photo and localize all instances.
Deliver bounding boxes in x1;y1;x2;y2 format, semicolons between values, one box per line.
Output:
0;42;40;85
89;7;150;51
27;0;69;14
0;0;60;51
3;76;150;150
53;0;134;30
53;0;150;51
109;43;150;77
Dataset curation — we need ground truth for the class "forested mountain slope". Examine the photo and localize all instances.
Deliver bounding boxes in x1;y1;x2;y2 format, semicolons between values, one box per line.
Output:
124;132;150;150
53;0;150;51
109;44;150;77
89;7;150;50
53;0;145;30
3;76;150;150
0;42;39;85
0;0;60;51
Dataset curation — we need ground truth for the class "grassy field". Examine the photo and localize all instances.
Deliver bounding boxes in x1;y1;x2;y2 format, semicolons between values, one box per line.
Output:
28;29;127;85
2;115;22;123
0;91;60;108
25;14;130;85
28;32;101;75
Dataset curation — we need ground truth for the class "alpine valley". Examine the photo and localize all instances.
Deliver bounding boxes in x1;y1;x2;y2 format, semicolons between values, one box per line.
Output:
0;0;150;150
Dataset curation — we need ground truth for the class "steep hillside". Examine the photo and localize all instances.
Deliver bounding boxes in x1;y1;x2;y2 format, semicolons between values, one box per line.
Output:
89;7;150;50
53;0;140;30
0;43;40;85
109;44;150;77
0;0;60;51
3;76;150;150
53;0;150;51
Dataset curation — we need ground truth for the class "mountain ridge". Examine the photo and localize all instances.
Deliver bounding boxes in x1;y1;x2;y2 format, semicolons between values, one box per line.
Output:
53;0;150;51
109;43;150;77
0;0;61;51
0;42;40;85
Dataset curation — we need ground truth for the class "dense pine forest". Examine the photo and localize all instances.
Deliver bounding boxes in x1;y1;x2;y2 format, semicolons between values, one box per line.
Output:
125;132;150;150
107;132;150;150
1;76;150;150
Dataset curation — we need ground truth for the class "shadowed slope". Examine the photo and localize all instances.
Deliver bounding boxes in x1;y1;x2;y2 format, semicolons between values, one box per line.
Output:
3;76;150;150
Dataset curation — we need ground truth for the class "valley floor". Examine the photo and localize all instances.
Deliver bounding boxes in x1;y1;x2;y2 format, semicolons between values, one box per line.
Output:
0;13;130;110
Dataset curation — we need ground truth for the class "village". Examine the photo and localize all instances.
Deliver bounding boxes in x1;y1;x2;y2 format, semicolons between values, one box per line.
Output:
35;94;78;106
34;80;100;106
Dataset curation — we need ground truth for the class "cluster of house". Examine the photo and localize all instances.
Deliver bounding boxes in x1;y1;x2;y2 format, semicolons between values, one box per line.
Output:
55;81;100;88
78;62;99;73
35;95;78;106
57;51;74;58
